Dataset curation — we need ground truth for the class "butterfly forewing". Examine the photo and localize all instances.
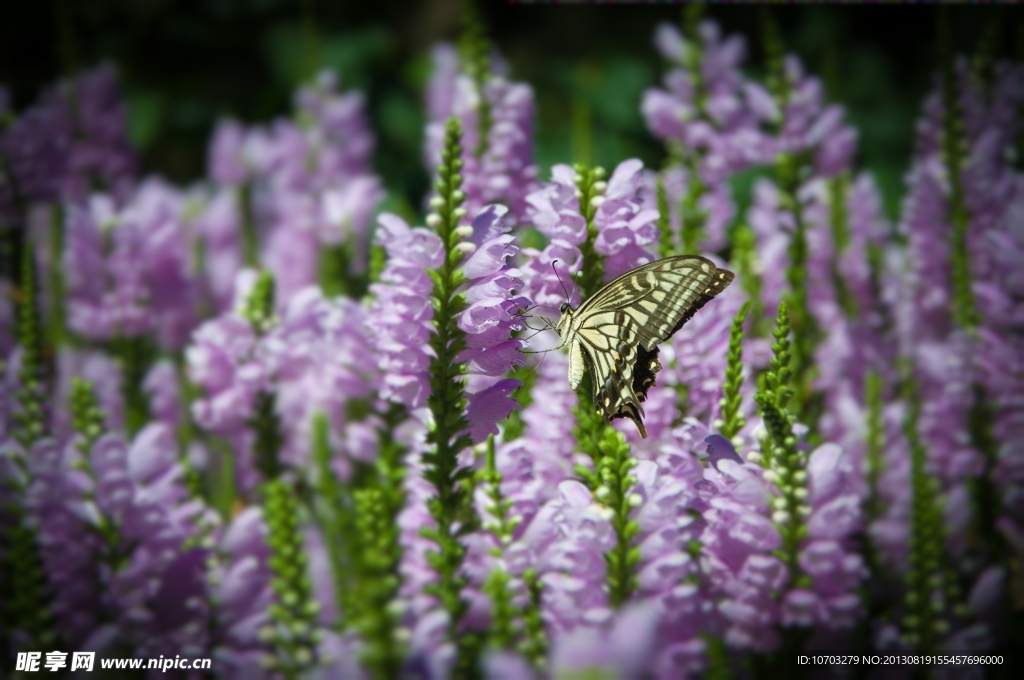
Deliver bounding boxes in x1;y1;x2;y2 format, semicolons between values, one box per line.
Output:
559;255;735;439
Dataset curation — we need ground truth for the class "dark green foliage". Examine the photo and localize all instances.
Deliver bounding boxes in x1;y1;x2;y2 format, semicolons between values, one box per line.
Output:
1;518;59;654
350;483;407;677
938;11;978;333
70;376;106;457
459;0;492;159
318;240;369;299
13;241;48;449
239;181;260;269
900;381;962;652
656;176;674;259
262;478;322;678
730;224;767;339
572;164;607;300
111;335;155;439
754;302;809;592
717;301;751;442
312;410;407;679
248;391;284;481
775;152;819;423
827;174;859;320
239;270;285;482
569;167;641;610
47;205;67;348
864;370;885;524
0;242;57;656
240;270;277;335
421;117;483;678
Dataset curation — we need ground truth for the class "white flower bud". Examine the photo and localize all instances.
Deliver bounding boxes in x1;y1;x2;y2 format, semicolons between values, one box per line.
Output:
453;207;467;220
426;214;442;229
429;197;445;210
772;510;790;525
593;181;608;193
628;493;643;508
456;242;476;255
455;225;474;239
590;195;606;208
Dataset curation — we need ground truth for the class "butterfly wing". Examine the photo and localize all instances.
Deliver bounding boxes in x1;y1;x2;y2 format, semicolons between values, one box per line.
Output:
569;256;735;438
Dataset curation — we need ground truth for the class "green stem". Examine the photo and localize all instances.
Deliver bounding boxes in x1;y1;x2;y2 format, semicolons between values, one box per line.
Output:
48;204;67;349
938;11;978;332
717;301;751;442
117;335;153;439
656;176;674;259
239;182;259;268
262;478;320;678
421;118;481;677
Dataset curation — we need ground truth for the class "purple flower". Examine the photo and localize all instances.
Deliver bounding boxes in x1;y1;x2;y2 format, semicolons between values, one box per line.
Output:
186;272;268;436
548;602;659;679
773;57;857;176
203;71;382;302
518;164;588;314
0;63;135;215
629;452;710;676
46;63;137;202
494;352;579;528
143;359;182;431
642;20;774;253
109;424;213;658
21;438;105;645
367;214;444;411
593;159;660;279
697;441;784;652
424;44;539;226
797;443;867;628
368;205;527;443
192;187;246;312
268;286;382;474
209;506;273;679
64;180;199;349
0;101;70;215
642;21;775;182
524;480;616;632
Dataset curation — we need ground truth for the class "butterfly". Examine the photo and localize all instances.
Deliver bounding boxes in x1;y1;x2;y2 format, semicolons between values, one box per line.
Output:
554;255;735;439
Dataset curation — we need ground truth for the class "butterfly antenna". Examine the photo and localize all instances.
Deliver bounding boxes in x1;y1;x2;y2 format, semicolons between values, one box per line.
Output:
568;269;582;307
553;259;571;306
521;346;562;356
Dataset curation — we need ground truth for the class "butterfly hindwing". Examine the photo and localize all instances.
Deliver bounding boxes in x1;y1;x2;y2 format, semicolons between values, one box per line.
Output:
559;255;735;439
571;309;653;438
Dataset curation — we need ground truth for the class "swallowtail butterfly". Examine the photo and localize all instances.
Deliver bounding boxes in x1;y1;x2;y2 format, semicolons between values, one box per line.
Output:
555;255;735;439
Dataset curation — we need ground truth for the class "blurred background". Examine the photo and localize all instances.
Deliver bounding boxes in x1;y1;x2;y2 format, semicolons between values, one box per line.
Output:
2;0;1021;222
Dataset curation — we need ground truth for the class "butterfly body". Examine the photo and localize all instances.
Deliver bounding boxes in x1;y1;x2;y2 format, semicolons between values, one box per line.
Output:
555;255;735;438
